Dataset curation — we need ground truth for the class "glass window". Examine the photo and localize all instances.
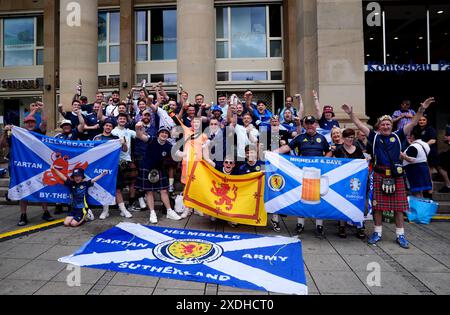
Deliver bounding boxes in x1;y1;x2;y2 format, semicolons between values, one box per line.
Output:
98;12;108;63
151;9;177;60
231;7;267;58
109;12;120;44
271;71;282;80
270;40;282;57
269;5;282;38
136;11;148;42
216;41;228;59
216;7;228;39
36;16;44;47
217;72;229;81
136;44;148;61
385;5;427;64
231;71;267;81
150;73;177;83
109;46;120;62
36;49;44;65
430;5;450;63
3;18;35;66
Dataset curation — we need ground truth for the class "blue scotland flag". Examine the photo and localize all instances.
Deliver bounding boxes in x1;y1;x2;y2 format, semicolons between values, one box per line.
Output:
8;127;121;205
265;152;369;223
59;223;308;295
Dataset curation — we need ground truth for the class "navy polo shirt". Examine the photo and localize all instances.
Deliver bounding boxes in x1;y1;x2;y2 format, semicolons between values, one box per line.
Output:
318;117;340;130
288;133;330;157
55;128;80;141
368;129;405;167
238;161;264;175
143;137;173;170
64;179;93;209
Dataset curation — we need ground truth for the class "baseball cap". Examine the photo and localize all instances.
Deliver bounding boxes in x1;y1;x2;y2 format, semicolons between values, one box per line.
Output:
157;126;170;135
71;168;85;179
23;115;37;123
60;120;72;127
211;105;223;113
303;116;316;124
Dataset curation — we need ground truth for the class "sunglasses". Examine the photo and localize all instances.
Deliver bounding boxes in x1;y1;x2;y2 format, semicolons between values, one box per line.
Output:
224;161;234;165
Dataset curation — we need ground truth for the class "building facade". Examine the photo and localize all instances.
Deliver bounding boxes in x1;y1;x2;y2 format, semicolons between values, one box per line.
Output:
0;0;448;139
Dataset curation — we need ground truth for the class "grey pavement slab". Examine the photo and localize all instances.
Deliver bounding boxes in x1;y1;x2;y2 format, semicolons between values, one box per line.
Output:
153;288;205;295
205;283;218;295
310;270;370;294
429;255;450;269
341;254;396;272
36;245;81;261
33;281;93;295
0;258;31;279
101;285;154;295
108;272;159;287
0;243;54;259
354;271;422;295
21;232;69;245
409;240;450;255
156;278;206;290
411;272;450;295
391;254;450;273
52;267;106;284
328;240;377;255
0;279;46;295
301;239;338;255
303;254;352;271
376;241;423;255
6;259;65;281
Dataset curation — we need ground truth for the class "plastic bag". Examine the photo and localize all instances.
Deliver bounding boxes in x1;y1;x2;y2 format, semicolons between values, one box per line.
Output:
174;193;185;214
407;196;439;225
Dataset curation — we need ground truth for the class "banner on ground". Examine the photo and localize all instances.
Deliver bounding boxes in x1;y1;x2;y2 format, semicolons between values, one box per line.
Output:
183;160;267;226
8;126;121;205
264;152;369;223
59;223;307;295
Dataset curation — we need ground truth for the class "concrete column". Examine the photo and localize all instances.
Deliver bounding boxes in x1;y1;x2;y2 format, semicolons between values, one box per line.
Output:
120;0;135;97
43;0;59;131
294;0;367;123
177;0;215;103
60;0;98;111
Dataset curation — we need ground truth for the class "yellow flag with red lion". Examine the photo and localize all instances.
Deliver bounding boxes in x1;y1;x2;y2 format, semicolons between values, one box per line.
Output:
183;161;267;226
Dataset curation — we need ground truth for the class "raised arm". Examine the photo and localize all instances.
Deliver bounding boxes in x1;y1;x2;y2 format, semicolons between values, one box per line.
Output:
313;90;322;118
296;94;304;120
403;97;435;136
274;144;292;154
51;165;68;182
135;122;150;142
92;170;108;183
75;108;86;133
97;103;106;122
37;102;47;133
342;104;370;136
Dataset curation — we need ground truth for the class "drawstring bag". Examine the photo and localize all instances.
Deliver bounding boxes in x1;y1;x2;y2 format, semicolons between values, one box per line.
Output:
407;196;438;225
174;193;185;214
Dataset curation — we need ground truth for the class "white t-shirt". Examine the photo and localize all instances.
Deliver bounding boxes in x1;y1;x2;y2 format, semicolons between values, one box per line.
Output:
234;124;259;158
112;127;136;162
106;104;120;117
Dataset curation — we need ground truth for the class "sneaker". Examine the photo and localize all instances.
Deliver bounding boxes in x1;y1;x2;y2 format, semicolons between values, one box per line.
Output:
129;203;142;212
42;211;55;222
396;235;410;249
167;209;182;221
120;208;133;219
368;232;382;245
54;204;64;215
138;198;147;209
86;209;95;221
271;219;281;233
438;186;450;193
194;209;204;217
149;210;158;224
316;225;325;239
228;221;239;228
18;214;28;226
295;223;304;235
99;209;110;220
338;226;347;238
180;208;193;219
168;185;174;193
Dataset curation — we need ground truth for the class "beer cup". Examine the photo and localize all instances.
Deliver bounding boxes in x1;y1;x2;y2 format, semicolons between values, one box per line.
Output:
301;167;329;204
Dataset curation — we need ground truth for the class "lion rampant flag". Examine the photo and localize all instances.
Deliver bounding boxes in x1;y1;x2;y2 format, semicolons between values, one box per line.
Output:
183;161;267;226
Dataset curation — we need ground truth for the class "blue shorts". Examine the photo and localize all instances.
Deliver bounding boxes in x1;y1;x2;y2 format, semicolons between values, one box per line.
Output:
68;208;87;223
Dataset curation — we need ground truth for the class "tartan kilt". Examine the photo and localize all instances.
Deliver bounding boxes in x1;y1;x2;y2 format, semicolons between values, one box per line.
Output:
122;161;138;186
373;171;409;213
135;168;169;192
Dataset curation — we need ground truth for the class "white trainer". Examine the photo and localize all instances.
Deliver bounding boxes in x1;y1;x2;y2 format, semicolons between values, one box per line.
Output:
167;209;182;221
194;209;204;217
149;210;158;224
99;209;109;220
120;208;133;218
139;198;147;209
180;207;193;219
86;209;95;221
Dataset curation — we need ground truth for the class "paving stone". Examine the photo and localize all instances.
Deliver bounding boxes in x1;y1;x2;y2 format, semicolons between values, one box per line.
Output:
391;254;450;273
303;254;351;271
329;240;377;255
376;241;423;255
33;281;93;295
36;245;80;261
341;254;395;272
52;267;106;284
218;285;268;295
305;268;319;294
101;285;153;295
108;273;159;287
0;279;46;295
153;288;205;295
411;272;450;295
410;240;450;255
205;283;218;295
156;278;205;290
0;243;54;259
310;271;370;294
354;271;421;295
301;240;338;255
429;255;450;269
0;258;31;279
21;232;68;245
6;260;65;281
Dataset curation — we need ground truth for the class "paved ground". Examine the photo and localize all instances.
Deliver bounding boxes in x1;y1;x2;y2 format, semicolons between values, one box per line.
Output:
1;204;450;295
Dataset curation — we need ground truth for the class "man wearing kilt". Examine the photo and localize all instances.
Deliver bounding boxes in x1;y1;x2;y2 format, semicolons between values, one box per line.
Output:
135;123;182;224
342;97;435;249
